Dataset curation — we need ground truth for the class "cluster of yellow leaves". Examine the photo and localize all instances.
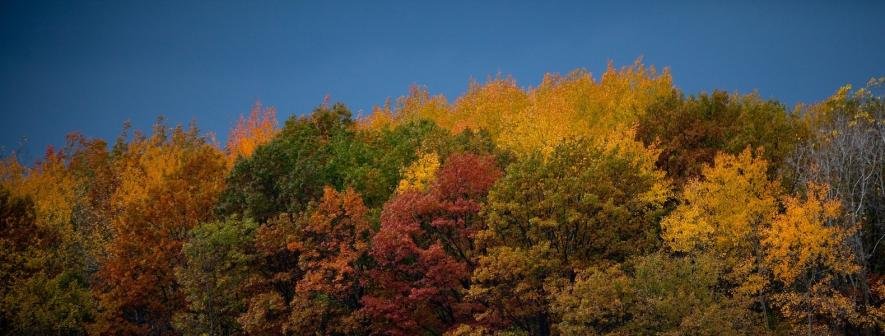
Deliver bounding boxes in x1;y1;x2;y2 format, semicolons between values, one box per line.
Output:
661;146;878;331
502;61;672;155
395;152;440;194
763;183;856;285
227;102;278;162
115;134;221;212
0;150;80;252
452;77;529;136
360;60;673;156
358;85;451;131
662;148;779;254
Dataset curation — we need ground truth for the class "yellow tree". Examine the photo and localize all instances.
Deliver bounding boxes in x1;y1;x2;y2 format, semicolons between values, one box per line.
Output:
661;148;780;317
498;70;595;155
358;60;673;157
358;85;450;131
496;61;673;156
450;76;529;136
2;147;76;234
763;183;868;333
227;101;279;162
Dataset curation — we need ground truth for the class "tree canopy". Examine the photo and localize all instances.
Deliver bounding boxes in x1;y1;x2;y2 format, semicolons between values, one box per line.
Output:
1;64;882;335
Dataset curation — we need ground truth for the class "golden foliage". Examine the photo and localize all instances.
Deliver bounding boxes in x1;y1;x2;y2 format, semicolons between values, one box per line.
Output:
662;148;779;254
764;183;856;285
227;102;278;162
395;151;440;194
359;59;673;155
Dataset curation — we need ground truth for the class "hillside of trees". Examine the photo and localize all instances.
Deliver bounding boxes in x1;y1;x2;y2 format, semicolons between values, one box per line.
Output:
1;61;883;335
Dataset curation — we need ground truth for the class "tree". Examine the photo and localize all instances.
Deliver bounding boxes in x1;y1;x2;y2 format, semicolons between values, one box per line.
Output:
788;79;885;329
285;187;374;335
218;103;352;221
364;60;673;156
662;147;884;333
0;143;101;336
227;101;279;163
501;61;673;156
550;253;764;335
361;153;501;335
237;214;300;336
660;148;780;324
92;121;228;335
218;103;473;222
764;183;867;333
470;133;669;334
174;217;258;336
359;85;450;131
637;90;804;186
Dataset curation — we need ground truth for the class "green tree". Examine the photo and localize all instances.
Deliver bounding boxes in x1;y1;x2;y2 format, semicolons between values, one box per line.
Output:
550;253;764;335
637;90;804;186
173;217;258;336
470;133;669;335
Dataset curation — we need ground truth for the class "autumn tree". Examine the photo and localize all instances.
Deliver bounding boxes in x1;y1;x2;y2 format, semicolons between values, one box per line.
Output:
469;132;669;335
788;79;885;328
500;61;673;155
550;253;764;335
236;213;300;336
661;147;883;333
764;183;869;333
359;85;450;131
0;143;102;336
363;60;673;156
660;148;780;324
92;120;228;335
284;187;374;335
637;89;804;186
361;153;501;335
227;101;279;163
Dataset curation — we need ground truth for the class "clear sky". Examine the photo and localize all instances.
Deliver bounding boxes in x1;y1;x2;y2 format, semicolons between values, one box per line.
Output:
1;0;883;161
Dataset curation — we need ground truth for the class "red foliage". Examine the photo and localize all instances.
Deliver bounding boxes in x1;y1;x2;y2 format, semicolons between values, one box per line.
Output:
360;153;501;335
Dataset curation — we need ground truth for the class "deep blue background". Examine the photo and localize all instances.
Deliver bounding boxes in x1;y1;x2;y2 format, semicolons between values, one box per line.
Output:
2;0;883;161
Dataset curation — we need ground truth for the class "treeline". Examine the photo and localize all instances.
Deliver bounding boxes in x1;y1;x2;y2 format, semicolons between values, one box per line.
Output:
1;62;883;335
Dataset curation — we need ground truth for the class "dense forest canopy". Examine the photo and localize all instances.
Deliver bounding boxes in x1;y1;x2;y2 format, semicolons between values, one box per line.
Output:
1;62;884;335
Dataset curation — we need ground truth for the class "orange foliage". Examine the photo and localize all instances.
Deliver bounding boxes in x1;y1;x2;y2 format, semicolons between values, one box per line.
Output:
227;102;279;162
92;123;227;335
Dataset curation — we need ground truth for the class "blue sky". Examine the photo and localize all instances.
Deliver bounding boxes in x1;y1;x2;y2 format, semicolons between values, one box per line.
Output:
1;0;883;161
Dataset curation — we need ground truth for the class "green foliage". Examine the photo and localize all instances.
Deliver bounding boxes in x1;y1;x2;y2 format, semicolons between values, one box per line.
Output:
1;154;96;336
174;217;258;336
218;102;502;223
470;135;669;334
483;136;668;268
637;90;805;186
551;253;764;335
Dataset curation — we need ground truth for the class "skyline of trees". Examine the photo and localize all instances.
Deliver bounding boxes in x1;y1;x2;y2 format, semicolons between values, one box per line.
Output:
1;62;883;335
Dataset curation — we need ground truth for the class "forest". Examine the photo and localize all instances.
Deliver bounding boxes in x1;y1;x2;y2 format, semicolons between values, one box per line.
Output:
1;61;883;335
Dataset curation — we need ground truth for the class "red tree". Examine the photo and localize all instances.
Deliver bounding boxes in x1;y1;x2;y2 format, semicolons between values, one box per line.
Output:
360;153;501;335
